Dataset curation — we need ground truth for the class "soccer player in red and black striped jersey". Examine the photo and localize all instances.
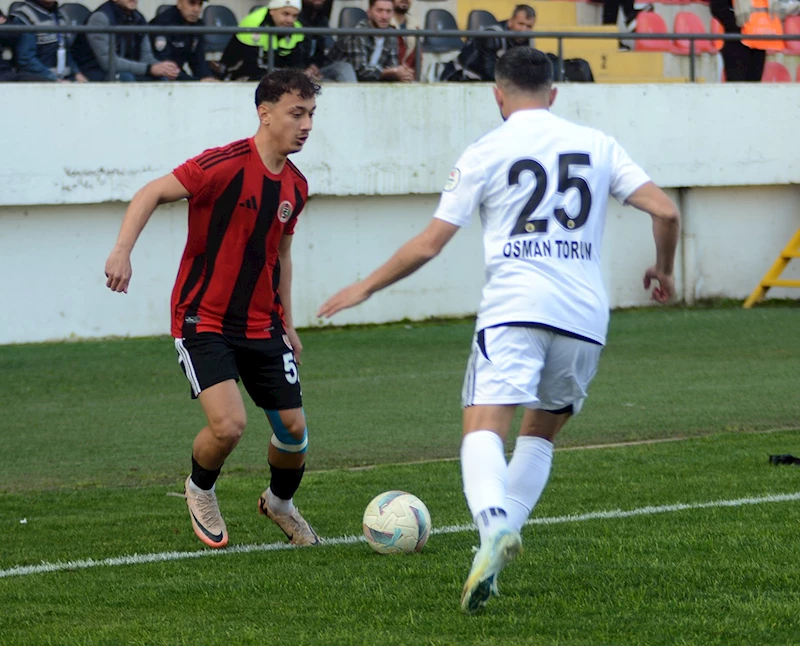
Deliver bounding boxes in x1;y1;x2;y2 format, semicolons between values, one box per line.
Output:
104;69;322;549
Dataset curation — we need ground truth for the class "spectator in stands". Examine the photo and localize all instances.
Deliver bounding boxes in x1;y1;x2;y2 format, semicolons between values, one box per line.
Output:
71;0;180;81
391;0;419;71
710;0;766;81
149;0;217;81
299;0;357;81
215;0;316;81
0;10;22;81
10;0;88;81
602;0;653;34
442;4;536;82
328;0;412;82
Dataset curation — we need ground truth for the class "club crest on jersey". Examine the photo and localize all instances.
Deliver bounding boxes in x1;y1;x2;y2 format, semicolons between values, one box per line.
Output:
444;168;461;192
278;200;293;223
154;36;167;52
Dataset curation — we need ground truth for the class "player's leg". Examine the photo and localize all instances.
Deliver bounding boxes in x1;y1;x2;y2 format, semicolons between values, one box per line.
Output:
257;407;320;545
504;333;603;532
175;334;244;549
503;409;570;532
459;326;548;612
237;339;320;546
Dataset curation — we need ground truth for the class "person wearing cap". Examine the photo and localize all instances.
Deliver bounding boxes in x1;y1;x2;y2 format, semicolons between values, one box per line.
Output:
149;0;216;81
215;0;308;81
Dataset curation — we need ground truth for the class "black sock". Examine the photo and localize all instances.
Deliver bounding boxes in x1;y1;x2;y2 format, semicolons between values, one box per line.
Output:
268;463;305;500
191;456;221;490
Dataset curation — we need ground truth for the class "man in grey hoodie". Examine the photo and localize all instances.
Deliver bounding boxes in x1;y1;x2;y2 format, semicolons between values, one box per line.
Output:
71;0;180;81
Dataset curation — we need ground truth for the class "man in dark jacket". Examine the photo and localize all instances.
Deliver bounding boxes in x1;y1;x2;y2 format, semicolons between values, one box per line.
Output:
71;0;180;81
442;4;535;82
150;0;215;81
10;0;88;81
299;0;356;81
710;0;766;81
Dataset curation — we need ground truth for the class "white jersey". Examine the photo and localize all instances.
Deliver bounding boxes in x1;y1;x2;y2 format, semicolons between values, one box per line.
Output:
433;109;650;345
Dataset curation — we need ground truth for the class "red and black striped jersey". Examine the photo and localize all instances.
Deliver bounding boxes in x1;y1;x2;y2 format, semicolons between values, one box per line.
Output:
170;137;308;339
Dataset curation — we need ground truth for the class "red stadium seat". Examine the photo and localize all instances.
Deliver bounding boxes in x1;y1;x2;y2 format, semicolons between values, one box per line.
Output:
784;16;800;54
761;60;791;82
711;17;724;52
797;63;800;82
672;11;715;54
634;11;676;52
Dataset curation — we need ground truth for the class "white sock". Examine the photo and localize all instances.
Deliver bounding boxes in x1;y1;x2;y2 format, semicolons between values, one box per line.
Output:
460;430;510;543
188;478;214;494
267;487;295;514
504;436;554;532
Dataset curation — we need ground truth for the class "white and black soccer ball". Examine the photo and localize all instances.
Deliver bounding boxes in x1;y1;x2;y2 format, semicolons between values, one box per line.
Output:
362;491;432;555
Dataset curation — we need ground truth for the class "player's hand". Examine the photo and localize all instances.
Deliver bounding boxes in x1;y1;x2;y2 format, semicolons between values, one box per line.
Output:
285;326;304;365
643;266;674;304
105;247;132;293
317;283;370;319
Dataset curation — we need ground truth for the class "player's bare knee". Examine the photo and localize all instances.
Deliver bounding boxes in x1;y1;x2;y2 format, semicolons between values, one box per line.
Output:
208;414;246;445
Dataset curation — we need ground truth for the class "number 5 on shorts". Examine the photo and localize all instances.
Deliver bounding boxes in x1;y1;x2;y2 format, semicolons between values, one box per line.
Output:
282;352;299;384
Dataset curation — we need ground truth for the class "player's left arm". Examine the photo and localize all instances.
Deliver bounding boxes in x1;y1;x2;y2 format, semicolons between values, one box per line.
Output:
316;219;460;319
278;233;303;364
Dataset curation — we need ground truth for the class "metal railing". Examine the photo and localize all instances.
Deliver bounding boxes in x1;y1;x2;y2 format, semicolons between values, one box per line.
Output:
1;22;797;83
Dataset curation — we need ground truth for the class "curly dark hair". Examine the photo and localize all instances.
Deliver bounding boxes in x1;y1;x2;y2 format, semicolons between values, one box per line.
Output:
254;69;322;106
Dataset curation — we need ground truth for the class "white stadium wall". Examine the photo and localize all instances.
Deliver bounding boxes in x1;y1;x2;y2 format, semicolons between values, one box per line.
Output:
1;83;798;344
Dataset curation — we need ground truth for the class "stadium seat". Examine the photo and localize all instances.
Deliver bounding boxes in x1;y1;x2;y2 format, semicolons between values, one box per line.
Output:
338;7;367;28
156;4;171;15
250;3;264;12
422;9;463;53
797;63;800;81
634;11;675;52
711;17;724;52
672;11;714;54
202;5;237;55
60;2;90;26
761;60;791;82
466;9;497;32
784;16;800;54
8;1;24;14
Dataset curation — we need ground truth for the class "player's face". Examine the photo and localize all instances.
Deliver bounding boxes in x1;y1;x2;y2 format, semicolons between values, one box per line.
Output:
261;91;316;155
508;11;535;33
270;6;300;27
368;1;394;28
177;0;203;23
114;0;138;12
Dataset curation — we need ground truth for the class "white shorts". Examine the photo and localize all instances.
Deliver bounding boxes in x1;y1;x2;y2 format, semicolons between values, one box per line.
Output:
461;325;603;414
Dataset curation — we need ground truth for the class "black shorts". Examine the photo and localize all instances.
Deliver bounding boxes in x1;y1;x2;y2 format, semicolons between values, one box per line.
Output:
174;332;302;410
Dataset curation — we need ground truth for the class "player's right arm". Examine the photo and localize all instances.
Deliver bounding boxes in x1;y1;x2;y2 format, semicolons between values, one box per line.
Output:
608;138;681;304
105;173;191;293
625;182;681;303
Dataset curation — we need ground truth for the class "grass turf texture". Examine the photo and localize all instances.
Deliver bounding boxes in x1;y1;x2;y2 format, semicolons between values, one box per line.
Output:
1;307;799;644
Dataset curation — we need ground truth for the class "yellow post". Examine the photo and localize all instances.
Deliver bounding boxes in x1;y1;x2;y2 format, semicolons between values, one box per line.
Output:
743;227;800;308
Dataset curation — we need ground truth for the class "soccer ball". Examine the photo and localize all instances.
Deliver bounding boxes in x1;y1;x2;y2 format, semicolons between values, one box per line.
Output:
362;491;432;555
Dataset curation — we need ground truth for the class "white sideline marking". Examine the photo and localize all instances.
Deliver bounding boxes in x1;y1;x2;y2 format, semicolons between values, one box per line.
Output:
2;491;798;580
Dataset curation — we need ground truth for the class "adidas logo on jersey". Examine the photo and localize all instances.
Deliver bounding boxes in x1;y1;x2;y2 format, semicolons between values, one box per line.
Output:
238;196;258;211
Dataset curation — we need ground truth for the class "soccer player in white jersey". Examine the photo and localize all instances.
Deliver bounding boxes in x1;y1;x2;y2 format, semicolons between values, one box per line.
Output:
318;46;680;613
